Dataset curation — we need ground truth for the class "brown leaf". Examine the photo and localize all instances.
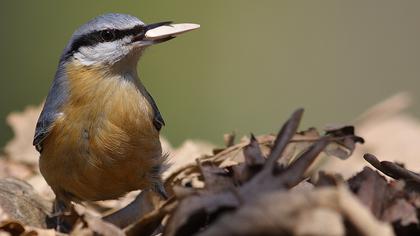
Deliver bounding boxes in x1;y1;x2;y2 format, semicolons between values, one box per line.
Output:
314;171;344;187
243;134;265;167
198;161;235;193
197;186;393;236
0;221;25;236
124;200;176;236
229;135;266;183
382;199;418;226
363;153;420;183
239;137;329;199
203;135;273;168
324;125;365;160
0;220;56;236
164;165;203;198
347;167;389;218
164;192;239;236
4;105;42;165
280;127;320;166
275;137;330;188
264;108;304;169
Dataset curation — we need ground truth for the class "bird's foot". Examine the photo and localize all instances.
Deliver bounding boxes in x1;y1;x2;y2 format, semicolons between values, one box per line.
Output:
47;199;76;233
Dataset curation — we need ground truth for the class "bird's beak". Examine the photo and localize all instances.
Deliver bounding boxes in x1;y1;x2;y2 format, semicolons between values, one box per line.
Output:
133;21;200;46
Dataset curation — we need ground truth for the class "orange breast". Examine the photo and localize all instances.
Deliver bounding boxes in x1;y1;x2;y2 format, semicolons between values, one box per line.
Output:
39;61;163;202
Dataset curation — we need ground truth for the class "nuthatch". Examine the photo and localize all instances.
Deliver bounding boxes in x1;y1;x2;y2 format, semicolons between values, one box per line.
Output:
33;13;199;217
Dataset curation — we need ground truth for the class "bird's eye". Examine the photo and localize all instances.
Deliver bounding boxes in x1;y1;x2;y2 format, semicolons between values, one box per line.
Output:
100;30;115;42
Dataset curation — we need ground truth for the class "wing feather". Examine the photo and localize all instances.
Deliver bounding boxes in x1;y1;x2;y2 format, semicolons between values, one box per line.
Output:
33;67;68;152
142;88;165;131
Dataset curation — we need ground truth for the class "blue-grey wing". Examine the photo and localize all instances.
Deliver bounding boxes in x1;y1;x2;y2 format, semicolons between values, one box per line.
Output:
33;67;68;152
34;111;58;152
143;88;165;131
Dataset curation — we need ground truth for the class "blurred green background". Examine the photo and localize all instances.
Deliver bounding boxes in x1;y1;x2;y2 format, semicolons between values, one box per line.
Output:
1;1;420;147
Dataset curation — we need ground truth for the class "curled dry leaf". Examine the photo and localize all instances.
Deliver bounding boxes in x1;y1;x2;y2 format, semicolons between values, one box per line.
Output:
324;126;365;160
204;135;273;169
230;134;265;184
347;167;388;218
197;186;393;236
321;92;420;178
198;161;235;193
363;153;420;183
243;134;265;167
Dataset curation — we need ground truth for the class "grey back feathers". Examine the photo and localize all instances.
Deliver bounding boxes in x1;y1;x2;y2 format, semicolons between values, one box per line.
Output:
33;62;68;152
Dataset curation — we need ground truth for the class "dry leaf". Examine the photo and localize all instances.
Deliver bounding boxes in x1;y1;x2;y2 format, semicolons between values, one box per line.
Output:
0;159;33;180
321;92;420;178
348;167;389;218
164;140;215;179
197;186;393;236
382;199;418;226
4;105;42;165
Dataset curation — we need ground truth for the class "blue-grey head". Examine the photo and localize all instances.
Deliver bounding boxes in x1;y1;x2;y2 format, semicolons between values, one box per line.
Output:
60;13;197;66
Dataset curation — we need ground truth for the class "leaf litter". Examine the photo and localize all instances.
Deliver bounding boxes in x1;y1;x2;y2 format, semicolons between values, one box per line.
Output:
1;93;420;235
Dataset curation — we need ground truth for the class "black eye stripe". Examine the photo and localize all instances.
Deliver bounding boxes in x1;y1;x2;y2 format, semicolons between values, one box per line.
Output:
100;30;115;41
67;25;145;57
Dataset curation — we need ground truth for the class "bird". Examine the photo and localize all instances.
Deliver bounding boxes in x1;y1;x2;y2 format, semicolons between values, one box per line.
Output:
33;13;199;224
